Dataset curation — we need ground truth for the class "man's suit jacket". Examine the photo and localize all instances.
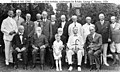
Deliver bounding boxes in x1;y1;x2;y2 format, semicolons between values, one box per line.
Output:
12;33;28;50
58;21;70;41
110;23;120;43
14;16;24;27
21;21;35;38
95;21;110;44
85;33;102;51
1;17;18;41
31;34;48;48
40;19;52;42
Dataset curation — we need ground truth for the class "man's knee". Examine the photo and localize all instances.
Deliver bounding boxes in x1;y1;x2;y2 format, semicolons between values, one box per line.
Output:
88;50;93;55
40;48;45;53
32;49;38;55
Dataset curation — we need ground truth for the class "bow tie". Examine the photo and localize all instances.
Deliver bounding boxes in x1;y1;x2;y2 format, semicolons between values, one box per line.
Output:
19;33;23;36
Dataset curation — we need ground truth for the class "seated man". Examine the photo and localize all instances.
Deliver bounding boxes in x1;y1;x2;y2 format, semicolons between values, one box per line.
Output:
12;25;28;69
66;27;84;71
31;27;48;70
85;26;102;71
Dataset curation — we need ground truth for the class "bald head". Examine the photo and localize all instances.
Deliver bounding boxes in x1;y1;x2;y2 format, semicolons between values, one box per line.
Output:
99;13;105;21
18;25;24;33
51;15;56;21
36;27;42;34
89;25;95;34
36;13;41;20
16;9;21;16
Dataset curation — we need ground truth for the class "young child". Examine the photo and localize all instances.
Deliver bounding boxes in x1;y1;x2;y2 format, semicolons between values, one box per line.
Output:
53;34;64;71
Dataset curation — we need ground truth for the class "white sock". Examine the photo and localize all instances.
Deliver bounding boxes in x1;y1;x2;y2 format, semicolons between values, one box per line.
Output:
59;59;62;70
55;60;59;70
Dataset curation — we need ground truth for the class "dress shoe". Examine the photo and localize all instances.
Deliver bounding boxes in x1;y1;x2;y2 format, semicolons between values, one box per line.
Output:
5;60;9;65
68;66;73;71
104;63;109;66
56;68;59;71
90;65;94;71
14;65;18;69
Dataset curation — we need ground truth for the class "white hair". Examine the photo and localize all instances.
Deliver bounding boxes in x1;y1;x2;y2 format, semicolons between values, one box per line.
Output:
42;11;47;15
72;15;77;19
99;13;104;17
111;16;116;19
58;28;63;32
86;16;91;20
36;13;41;17
51;15;56;18
61;15;66;18
26;13;31;17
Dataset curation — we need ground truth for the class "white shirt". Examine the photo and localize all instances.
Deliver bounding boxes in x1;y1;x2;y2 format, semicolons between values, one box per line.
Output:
14;16;24;27
100;20;104;25
61;21;66;29
82;23;95;43
92;33;96;39
19;33;23;44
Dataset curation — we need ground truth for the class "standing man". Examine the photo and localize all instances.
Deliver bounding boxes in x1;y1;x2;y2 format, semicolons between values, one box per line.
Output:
14;9;24;27
110;16;120;65
67;27;84;71
34;13;42;29
68;15;83;37
95;13;110;66
12;25;28;69
82;16;94;64
40;11;52;64
1;10;18;65
58;15;70;41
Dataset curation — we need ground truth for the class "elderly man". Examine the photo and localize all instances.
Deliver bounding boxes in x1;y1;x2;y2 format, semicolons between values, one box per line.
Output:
34;13;42;29
14;9;24;27
95;13;110;66
31;27;48;70
12;25;28;69
68;15;83;37
85;26;102;71
110;16;120;65
58;15;70;41
1;10;18;65
67;27;84;71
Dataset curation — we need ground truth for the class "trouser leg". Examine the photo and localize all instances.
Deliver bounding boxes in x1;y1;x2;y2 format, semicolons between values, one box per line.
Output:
12;50;18;65
62;49;66;66
22;50;28;65
40;48;45;65
88;50;94;65
102;43;109;64
32;49;38;64
77;50;83;66
66;50;73;64
49;49;54;66
94;50;101;69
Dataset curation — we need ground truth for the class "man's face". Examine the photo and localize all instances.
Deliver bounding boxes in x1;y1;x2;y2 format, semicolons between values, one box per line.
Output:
111;18;116;23
8;11;14;17
86;19;91;23
73;28;78;34
26;15;31;21
51;16;56;21
72;17;77;22
58;30;63;36
42;13;47;18
61;17;66;21
89;27;95;34
99;15;105;21
36;28;42;34
16;12;21;16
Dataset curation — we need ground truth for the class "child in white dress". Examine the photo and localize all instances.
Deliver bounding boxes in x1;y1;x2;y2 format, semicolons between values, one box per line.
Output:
53;34;64;71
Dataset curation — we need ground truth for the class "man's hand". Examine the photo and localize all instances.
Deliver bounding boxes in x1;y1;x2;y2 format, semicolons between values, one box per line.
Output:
40;45;46;49
108;38;111;42
21;47;26;52
15;47;21;52
9;30;16;35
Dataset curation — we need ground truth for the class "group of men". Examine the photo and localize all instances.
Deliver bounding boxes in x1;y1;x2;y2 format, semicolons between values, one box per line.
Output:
1;9;120;72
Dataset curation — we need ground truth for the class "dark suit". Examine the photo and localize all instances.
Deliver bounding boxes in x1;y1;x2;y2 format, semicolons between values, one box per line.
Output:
58;21;70;41
85;33;102;69
95;21;110;44
12;33;28;66
31;34;48;65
